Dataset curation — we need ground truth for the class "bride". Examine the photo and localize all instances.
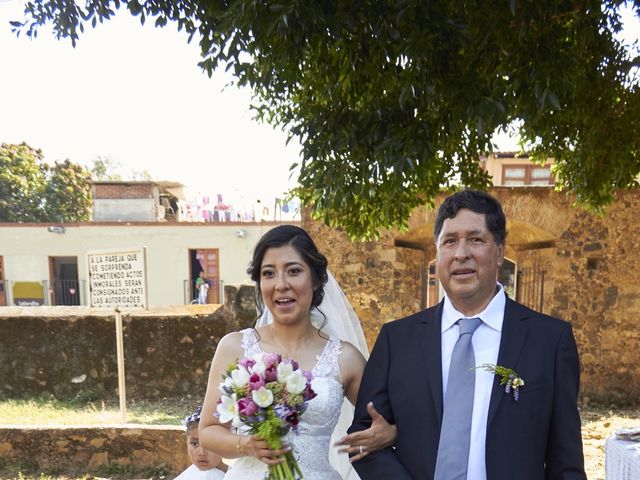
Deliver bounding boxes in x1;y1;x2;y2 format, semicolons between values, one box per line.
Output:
199;225;396;479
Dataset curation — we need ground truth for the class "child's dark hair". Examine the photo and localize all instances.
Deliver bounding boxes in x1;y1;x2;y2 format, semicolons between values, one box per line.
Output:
184;406;202;432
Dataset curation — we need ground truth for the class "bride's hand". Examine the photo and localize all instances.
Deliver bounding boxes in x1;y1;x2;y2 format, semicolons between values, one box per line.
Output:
240;434;290;465
334;401;397;462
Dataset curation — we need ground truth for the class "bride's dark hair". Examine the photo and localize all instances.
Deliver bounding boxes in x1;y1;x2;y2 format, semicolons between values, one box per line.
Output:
247;225;329;317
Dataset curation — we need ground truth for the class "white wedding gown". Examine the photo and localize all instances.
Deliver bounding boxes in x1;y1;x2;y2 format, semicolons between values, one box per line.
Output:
223;328;345;480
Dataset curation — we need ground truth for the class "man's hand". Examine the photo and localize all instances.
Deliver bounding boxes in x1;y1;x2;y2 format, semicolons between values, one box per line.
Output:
334;402;397;462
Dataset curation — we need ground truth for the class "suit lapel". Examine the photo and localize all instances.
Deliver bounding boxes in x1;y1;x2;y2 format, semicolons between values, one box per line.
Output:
487;298;529;427
419;302;444;421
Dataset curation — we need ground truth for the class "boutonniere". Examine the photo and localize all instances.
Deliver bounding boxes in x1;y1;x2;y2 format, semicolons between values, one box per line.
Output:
475;363;524;401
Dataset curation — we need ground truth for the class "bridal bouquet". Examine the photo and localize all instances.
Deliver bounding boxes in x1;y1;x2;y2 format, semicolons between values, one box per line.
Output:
216;352;317;480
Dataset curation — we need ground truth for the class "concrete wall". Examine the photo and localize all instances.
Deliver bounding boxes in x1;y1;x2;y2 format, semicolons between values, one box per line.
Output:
93;198;157;222
0;222;288;305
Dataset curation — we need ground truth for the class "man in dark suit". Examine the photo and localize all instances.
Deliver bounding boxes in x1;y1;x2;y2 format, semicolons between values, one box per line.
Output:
348;189;586;479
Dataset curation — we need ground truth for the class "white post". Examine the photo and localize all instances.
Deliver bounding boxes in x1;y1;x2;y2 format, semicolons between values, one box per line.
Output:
115;307;127;423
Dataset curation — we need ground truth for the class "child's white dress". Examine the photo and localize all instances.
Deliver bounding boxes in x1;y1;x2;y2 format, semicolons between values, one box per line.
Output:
174;464;225;480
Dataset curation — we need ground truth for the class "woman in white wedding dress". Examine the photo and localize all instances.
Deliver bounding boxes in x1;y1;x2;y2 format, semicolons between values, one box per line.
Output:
199;225;396;479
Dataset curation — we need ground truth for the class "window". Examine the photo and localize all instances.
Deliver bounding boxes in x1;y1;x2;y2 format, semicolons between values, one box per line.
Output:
502;164;553;186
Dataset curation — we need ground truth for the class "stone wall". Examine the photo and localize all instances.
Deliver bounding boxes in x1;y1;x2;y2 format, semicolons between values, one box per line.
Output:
305;188;640;405
0;425;188;477
0;284;257;400
545;191;640;405
303;222;423;350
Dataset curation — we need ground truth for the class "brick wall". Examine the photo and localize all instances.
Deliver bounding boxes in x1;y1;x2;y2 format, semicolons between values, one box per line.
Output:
94;183;155;199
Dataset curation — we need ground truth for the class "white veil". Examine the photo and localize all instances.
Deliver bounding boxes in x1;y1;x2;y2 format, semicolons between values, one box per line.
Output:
256;271;367;479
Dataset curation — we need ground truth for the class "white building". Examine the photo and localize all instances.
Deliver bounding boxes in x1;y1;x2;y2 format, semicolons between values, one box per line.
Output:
0;221;290;307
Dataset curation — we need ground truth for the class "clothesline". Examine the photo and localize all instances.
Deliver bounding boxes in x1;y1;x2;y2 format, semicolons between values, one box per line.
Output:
178;192;300;223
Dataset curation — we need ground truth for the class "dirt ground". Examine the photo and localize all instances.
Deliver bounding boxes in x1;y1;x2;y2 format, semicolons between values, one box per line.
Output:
582;404;640;479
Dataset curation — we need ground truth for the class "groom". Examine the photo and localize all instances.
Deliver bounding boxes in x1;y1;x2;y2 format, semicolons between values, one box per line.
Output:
349;190;586;479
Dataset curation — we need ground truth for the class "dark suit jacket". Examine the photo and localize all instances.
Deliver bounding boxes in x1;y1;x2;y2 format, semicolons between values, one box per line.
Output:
350;298;586;480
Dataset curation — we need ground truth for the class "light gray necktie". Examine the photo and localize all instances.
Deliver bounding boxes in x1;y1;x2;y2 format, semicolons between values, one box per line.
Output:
434;317;482;480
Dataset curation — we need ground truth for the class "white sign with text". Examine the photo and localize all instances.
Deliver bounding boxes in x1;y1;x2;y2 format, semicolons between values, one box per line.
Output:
87;247;148;309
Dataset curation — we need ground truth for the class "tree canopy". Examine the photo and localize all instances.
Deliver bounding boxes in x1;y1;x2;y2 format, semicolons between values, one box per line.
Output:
90;156;154;181
14;0;640;239
0;143;93;223
90;156;124;181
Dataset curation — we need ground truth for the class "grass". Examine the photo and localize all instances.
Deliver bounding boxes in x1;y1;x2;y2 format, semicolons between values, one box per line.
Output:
1;397;639;479
0;394;194;426
0;395;192;479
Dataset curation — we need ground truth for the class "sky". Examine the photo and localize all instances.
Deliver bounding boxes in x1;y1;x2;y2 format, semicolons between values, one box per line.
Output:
1;1;638;205
0;0;302;205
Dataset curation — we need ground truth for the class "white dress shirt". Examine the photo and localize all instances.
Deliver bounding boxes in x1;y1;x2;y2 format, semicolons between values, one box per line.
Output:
441;285;505;480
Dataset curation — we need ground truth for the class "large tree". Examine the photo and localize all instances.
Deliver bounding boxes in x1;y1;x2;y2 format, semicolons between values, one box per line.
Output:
0;143;93;223
13;0;640;239
44;159;94;222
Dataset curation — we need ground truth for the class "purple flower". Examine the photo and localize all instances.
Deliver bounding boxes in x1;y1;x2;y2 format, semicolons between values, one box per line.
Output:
239;358;256;370
302;370;313;382
248;372;265;391
263;352;281;368
505;375;513;394
264;365;277;382
303;385;316;402
274;405;290;418
238;398;258;417
290;359;299;371
285;410;299;427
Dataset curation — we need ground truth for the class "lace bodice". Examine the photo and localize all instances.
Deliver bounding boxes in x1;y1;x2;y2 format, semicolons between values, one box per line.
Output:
223;329;345;480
